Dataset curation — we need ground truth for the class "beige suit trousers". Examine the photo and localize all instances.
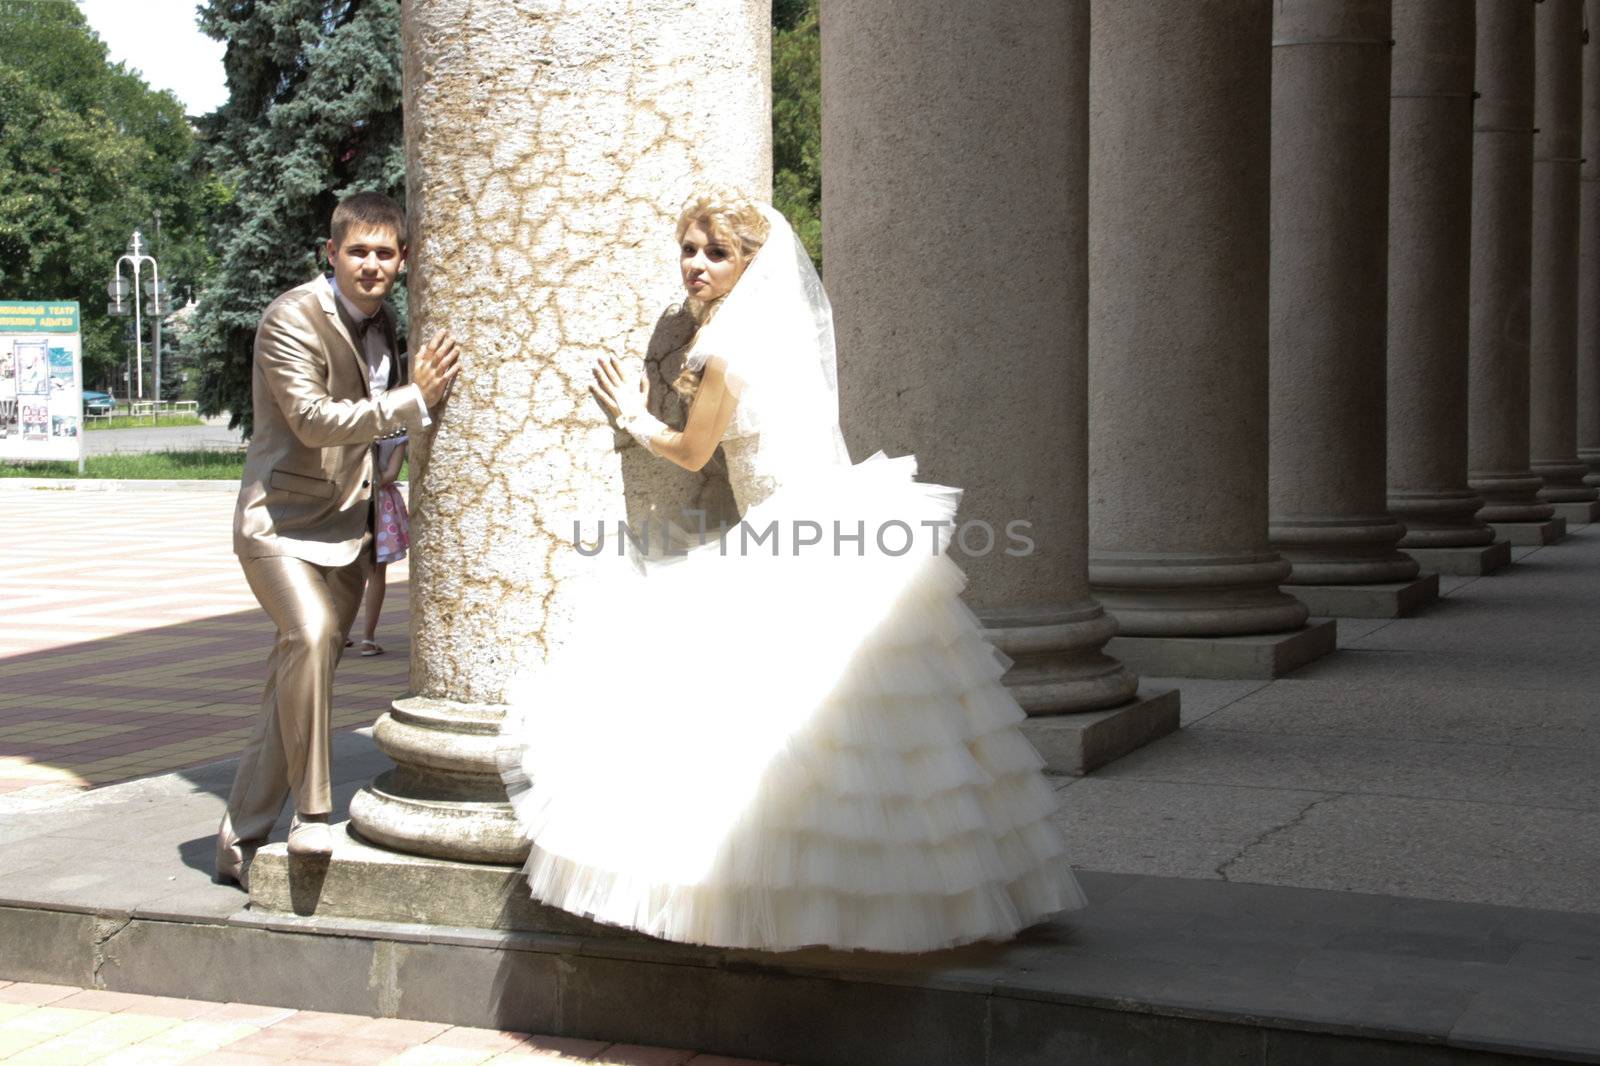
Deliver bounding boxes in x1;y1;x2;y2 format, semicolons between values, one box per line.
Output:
217;552;368;860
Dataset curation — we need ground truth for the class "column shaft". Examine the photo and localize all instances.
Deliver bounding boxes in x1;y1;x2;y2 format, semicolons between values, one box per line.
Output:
1269;0;1418;585
824;0;1137;713
1529;0;1595;501
1387;0;1493;548
1088;0;1309;637
1470;0;1554;521
349;0;770;862
1582;0;1600;485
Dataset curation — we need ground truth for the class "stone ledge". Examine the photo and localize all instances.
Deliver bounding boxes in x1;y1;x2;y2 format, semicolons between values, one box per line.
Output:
1285;573;1440;619
1020;686;1180;776
1489;518;1567;546
249;826;587;934
1548;500;1600;525
5;870;1594;1066
1401;541;1512;577
1106;621;1336;681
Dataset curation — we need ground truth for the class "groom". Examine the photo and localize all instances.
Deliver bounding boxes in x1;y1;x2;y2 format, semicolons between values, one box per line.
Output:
216;191;460;888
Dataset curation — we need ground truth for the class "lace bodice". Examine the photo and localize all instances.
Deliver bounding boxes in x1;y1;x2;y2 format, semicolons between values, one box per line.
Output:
722;431;779;512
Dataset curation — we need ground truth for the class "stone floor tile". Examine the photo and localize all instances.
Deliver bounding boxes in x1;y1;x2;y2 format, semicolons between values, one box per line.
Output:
92;1044;196;1066
2;1004;102;1037
192;1001;296;1026
684;1056;782;1066
216;1025;340;1056
425;1027;540;1053
0;1030;48;1058
346;1016;453;1044
301;1039;415;1065
519;1033;612;1058
52;988;155;1012
384;1047;495;1066
196;1053;288;1066
139;1018;262;1053
119;994;219;1020
0;981;81;1005
268;1008;376;1035
594;1046;698;1066
0;1002;37;1022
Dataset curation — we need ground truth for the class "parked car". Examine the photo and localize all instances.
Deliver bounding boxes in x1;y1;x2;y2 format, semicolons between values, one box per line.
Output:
83;391;115;416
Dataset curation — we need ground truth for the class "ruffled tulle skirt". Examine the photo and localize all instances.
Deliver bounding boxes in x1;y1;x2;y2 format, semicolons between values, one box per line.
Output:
497;453;1086;952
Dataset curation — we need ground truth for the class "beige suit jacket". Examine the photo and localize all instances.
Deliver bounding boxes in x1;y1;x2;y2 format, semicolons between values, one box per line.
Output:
233;277;430;567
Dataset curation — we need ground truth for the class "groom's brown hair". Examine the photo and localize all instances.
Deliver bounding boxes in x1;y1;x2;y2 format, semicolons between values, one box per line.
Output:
330;192;407;247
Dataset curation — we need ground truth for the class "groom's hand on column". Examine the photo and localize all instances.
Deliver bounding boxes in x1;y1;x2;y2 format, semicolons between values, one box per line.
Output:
414;329;461;408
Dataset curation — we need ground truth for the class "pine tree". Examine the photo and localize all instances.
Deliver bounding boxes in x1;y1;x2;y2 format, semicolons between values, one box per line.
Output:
190;0;404;434
772;0;821;268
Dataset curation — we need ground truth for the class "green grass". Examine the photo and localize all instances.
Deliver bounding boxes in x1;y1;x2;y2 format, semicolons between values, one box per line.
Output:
0;450;244;480
85;414;205;431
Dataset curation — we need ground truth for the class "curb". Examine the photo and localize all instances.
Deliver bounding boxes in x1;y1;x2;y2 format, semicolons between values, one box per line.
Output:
0;479;410;494
0;478;240;493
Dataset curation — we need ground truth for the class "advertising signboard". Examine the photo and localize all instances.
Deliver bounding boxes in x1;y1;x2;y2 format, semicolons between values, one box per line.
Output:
0;301;84;467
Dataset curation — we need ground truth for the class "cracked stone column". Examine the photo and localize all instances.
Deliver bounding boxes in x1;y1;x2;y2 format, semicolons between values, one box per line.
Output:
825;0;1179;773
1088;0;1331;679
1529;0;1599;520
1470;0;1564;544
1269;0;1439;620
1386;0;1508;577
346;0;769;864
1582;0;1600;487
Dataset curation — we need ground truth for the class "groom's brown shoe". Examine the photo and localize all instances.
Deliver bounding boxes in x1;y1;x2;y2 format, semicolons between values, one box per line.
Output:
287;813;334;857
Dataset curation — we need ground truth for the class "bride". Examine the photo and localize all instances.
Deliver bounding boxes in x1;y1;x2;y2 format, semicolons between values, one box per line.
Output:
497;190;1085;953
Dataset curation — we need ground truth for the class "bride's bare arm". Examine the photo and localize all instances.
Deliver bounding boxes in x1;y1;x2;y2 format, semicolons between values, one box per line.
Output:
590;354;737;472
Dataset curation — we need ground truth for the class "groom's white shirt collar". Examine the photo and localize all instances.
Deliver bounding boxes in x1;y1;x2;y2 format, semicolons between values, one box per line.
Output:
325;276;430;428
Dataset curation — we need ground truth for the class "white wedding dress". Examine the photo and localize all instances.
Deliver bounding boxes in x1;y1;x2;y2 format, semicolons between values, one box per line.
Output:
498;208;1085;953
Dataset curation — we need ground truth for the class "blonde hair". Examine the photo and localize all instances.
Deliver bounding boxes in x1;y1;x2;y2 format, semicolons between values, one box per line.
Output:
672;189;771;402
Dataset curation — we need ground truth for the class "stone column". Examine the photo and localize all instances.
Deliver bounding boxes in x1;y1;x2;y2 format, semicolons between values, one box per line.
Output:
344;0;770;865
1582;0;1600;486
1088;0;1329;679
824;0;1177;772
1529;0;1599;520
1387;0;1508;576
1470;0;1563;544
1268;0;1438;619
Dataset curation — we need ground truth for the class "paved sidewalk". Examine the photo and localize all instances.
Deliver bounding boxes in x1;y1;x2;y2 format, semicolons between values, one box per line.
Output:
1061;528;1600;913
0;490;409;796
0;982;780;1065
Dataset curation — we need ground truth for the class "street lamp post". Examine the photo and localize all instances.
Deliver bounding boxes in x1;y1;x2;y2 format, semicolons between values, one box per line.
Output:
107;230;162;410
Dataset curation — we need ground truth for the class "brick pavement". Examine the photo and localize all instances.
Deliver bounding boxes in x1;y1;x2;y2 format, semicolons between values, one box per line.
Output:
0;489;411;795
0;982;781;1065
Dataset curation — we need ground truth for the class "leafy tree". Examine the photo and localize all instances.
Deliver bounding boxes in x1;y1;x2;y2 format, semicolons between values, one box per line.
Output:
190;0;405;436
772;0;821;269
0;0;205;391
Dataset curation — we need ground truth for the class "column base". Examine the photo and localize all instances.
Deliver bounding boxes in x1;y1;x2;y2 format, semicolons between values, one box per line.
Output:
1402;541;1512;576
347;696;528;866
1388;489;1494;548
1016;686;1179;776
1548;499;1600;524
1089;551;1308;637
1269;514;1419;585
979;601;1138;714
1488;517;1568;546
1105;619;1336;680
249;823;595;933
1470;471;1555;523
1531;460;1597;503
1283;573;1439;619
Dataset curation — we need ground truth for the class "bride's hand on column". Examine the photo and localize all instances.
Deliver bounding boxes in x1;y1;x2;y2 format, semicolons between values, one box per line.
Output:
590;355;647;424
